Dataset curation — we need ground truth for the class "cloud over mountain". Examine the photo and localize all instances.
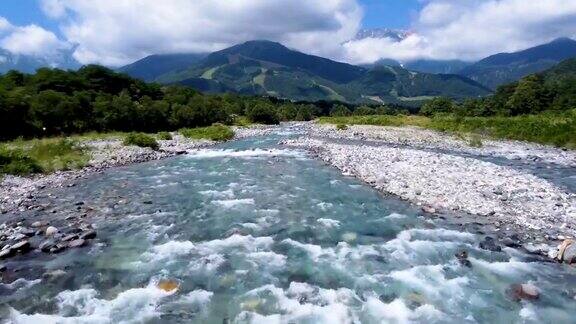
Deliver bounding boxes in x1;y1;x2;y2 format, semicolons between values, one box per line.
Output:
41;0;362;66
343;0;576;64
0;16;70;58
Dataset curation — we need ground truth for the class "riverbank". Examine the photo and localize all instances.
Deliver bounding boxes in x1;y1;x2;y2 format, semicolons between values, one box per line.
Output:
283;123;576;259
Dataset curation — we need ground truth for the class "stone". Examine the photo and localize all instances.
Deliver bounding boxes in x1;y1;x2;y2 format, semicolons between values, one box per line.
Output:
61;234;79;242
80;230;97;240
508;283;540;301
558;239;576;264
421;206;436;214
45;226;58;236
39;240;56;252
0;264;6;272
12;240;31;254
0;248;14;259
479;237;502;252
455;251;472;268
143;200;153;205
50;244;67;254
21;228;36;237
31;221;48;228
74;201;85;206
67;239;86;248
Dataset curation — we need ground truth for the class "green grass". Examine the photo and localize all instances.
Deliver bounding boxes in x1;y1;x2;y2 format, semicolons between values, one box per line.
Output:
157;132;173;140
180;124;234;141
320;110;576;148
123;133;160;150
1;138;89;176
336;124;348;131
233;116;254;127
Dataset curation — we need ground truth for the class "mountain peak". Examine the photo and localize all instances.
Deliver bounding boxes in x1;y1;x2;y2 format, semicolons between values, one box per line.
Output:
549;37;575;44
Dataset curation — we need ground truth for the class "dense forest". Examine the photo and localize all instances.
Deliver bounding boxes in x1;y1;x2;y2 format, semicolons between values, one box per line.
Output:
420;58;576;117
0;65;413;141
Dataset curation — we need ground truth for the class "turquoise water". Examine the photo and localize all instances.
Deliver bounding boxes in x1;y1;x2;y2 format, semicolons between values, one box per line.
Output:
2;128;576;323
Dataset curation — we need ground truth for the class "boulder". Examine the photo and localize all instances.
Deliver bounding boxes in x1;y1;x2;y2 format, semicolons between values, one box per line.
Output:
39;240;56;253
455;251;472;268
0;248;14;259
31;221;48;228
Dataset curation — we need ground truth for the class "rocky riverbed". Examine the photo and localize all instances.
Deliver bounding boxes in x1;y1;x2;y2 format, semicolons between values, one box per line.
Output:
283;123;576;261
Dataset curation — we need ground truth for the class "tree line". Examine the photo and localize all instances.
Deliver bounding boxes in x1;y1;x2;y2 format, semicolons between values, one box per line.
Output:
0;65;413;140
420;70;576;117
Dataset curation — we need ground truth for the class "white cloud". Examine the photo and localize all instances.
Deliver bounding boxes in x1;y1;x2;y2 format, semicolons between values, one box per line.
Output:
343;0;576;64
41;0;362;66
0;16;70;58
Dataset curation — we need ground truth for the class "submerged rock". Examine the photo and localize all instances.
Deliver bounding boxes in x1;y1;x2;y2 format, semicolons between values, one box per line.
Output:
67;239;86;248
455;251;472;267
508;283;540;301
80;230;97;240
479;237;502;252
557;239;576;264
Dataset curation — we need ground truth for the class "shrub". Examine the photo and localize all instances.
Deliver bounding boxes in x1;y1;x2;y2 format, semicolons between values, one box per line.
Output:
0;148;42;176
336;124;348;131
123;133;160;150
180;124;234;141
468;134;483;148
28;139;88;172
157;131;173;140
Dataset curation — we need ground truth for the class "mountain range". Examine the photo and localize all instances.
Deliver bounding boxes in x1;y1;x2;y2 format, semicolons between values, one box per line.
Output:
0;49;80;74
121;40;490;104
460;38;576;89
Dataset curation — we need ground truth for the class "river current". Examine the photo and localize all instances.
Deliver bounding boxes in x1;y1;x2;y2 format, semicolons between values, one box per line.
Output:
2;126;576;323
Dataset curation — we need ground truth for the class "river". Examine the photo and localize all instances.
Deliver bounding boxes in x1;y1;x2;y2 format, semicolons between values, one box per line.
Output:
2;126;576;323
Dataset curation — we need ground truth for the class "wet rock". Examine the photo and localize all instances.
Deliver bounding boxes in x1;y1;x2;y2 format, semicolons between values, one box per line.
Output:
20;228;36;237
49;243;67;254
39;240;56;252
479;237;502;252
43;269;67;280
508;283;540;301
143;200;153;205
421;206;436;214
67;239;86;248
61;234;79;242
557;239;576;264
12;240;31;254
0;264;6;272
67;228;83;234
45;226;58;236
80;230;97;240
0;248;14;259
455;251;472;267
74;201;85;206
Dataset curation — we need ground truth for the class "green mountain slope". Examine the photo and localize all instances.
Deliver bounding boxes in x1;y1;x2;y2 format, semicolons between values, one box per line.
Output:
460;38;576;90
117;53;206;82
124;40;490;104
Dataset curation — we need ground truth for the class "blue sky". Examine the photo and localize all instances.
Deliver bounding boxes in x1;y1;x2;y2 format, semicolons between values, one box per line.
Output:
361;0;421;29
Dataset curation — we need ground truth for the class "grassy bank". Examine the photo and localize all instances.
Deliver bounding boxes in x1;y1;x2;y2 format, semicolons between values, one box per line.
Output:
180;124;234;141
1;138;89;176
319;110;576;149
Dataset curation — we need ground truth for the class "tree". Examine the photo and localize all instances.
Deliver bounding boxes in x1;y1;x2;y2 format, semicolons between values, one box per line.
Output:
420;97;455;116
506;75;549;115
